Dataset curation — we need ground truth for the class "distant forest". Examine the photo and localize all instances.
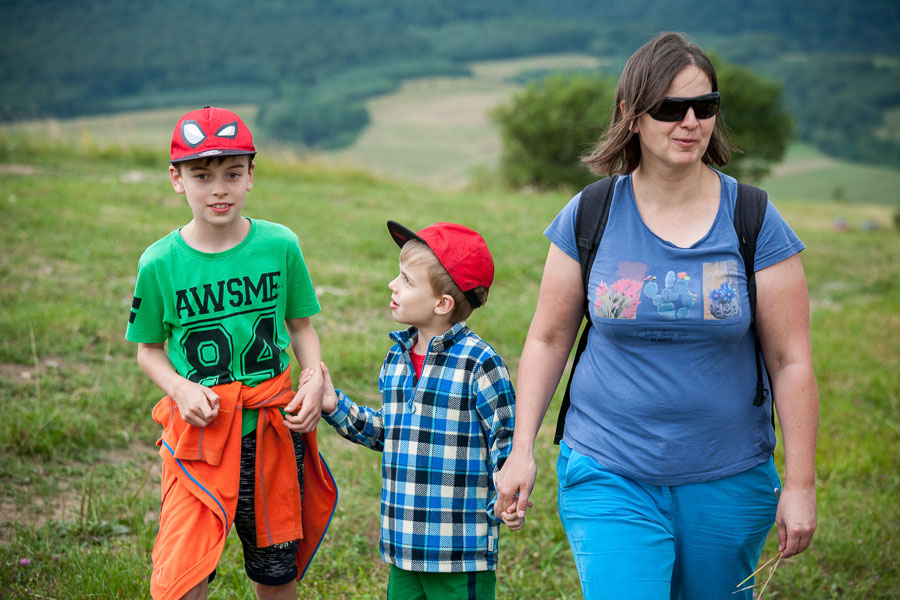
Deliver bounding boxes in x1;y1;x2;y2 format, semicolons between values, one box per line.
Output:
2;0;899;166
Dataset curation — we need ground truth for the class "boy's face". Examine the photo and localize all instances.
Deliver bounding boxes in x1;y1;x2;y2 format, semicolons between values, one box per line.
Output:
169;156;254;230
388;257;445;329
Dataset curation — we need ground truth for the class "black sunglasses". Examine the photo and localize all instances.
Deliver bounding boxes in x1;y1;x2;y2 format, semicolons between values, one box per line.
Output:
648;92;720;122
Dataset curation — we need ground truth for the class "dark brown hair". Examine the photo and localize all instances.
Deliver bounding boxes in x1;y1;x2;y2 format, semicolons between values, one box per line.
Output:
400;241;489;324
172;153;255;174
582;32;737;175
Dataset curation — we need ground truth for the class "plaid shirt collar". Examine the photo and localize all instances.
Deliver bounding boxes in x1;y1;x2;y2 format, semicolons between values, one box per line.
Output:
388;322;469;354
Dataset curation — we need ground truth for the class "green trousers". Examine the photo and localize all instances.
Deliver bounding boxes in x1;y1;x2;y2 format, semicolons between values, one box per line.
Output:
387;564;496;600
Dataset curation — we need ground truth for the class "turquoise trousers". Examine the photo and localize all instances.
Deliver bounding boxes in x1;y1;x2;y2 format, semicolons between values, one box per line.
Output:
557;441;780;599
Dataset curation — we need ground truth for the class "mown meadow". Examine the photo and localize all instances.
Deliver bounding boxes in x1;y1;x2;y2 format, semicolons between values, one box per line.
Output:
0;132;898;598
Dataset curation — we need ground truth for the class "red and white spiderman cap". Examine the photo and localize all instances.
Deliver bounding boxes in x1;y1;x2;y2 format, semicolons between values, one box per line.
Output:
170;106;256;163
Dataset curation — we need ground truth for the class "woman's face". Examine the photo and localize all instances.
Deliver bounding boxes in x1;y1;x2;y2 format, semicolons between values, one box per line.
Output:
633;65;716;171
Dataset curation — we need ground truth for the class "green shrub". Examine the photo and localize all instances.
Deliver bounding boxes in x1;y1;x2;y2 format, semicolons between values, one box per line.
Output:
492;73;614;190
492;58;793;190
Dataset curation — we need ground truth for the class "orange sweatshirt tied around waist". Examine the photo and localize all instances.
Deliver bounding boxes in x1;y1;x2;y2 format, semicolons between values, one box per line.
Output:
150;369;337;600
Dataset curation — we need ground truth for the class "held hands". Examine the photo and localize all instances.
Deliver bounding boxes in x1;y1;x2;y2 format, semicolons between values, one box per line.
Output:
283;366;324;432
171;378;220;428
494;450;538;531
498;496;533;531
776;485;817;557
319;362;339;414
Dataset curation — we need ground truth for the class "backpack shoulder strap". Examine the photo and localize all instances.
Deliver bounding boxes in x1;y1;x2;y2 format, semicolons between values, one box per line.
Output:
574;176;618;298
734;183;773;414
553;175;617;445
734;183;768;309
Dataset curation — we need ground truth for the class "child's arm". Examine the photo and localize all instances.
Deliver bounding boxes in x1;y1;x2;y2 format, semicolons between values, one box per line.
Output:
136;342;220;427
283;317;324;433
473;355;518;526
318;362;386;451
319;362;339;414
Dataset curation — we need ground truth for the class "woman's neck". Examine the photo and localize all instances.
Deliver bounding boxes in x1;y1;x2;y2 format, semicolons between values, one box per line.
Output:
631;161;713;207
630;164;721;248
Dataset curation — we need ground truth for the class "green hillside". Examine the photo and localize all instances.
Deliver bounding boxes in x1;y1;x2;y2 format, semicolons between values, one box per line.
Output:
0;132;898;598
2;0;899;166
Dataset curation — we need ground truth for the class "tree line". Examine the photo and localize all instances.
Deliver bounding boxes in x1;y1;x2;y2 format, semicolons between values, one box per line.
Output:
1;0;898;167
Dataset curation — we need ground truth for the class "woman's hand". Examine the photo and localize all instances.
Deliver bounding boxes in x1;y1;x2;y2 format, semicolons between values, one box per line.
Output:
776;485;817;557
494;450;538;522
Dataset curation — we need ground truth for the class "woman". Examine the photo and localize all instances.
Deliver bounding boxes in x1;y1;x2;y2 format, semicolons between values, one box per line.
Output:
494;32;818;599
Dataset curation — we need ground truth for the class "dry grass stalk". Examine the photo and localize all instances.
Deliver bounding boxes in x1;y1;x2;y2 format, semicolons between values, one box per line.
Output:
734;551;784;598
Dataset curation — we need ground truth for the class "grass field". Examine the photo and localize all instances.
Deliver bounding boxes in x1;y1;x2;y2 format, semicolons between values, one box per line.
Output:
326;53;606;188
760;145;900;208
1;123;898;599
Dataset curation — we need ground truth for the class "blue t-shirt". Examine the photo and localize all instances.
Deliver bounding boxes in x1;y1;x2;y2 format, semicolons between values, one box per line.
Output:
545;170;804;485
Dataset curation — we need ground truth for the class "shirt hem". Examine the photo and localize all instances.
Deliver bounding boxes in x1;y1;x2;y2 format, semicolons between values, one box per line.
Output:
563;436;774;486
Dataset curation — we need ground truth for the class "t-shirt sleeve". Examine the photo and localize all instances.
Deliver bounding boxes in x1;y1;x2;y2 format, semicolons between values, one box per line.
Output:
754;200;806;272
125;257;167;343
285;234;321;318
543;192;582;261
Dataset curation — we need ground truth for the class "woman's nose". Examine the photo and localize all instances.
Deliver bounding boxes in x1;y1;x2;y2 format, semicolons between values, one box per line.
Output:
680;107;700;127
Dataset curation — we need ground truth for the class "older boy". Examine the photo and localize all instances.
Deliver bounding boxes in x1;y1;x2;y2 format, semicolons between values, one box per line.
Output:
319;220;518;600
126;106;337;600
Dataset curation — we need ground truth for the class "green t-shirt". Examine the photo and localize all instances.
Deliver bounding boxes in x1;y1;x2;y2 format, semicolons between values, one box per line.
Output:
126;219;320;434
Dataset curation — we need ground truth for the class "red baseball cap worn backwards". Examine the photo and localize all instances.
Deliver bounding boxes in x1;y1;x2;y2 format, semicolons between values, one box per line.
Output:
170;106;256;163
387;220;494;308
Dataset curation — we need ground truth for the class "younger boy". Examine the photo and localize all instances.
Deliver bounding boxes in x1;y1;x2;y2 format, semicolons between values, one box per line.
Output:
126;106;337;600
319;220;519;600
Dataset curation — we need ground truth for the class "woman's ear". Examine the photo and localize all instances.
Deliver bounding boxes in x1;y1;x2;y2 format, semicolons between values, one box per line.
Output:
621;101;639;134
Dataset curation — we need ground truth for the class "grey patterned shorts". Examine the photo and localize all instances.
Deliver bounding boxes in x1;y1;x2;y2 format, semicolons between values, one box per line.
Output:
232;429;305;585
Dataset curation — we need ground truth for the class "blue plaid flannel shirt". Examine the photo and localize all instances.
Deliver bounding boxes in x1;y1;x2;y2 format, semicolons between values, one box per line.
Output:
324;322;516;572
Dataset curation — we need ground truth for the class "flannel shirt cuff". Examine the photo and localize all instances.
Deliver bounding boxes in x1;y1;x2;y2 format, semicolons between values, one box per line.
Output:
486;495;503;525
323;389;353;427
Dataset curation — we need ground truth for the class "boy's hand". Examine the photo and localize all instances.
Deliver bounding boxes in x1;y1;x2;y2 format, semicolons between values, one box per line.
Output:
171;378;220;428
296;367;316;388
499;498;533;531
284;367;324;432
319;362;339;414
500;502;531;531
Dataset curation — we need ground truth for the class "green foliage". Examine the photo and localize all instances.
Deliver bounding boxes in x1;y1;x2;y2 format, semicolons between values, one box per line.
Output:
492;74;614;190
714;58;793;182
2;0;899;164
492;58;792;189
259;94;370;150
740;54;900;170
426;17;597;61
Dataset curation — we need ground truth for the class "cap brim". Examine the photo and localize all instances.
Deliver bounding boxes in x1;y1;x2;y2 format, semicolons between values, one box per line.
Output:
386;220;425;249
170;149;256;164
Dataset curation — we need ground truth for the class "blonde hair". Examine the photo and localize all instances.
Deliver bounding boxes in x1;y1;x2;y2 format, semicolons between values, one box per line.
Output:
400;241;489;324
